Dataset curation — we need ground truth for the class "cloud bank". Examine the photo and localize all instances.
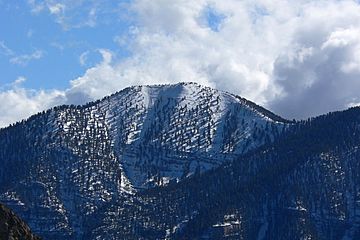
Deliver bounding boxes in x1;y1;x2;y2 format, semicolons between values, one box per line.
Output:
2;0;360;127
0;78;64;127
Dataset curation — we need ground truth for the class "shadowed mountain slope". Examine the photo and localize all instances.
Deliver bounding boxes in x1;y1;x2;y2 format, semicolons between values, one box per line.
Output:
0;203;40;240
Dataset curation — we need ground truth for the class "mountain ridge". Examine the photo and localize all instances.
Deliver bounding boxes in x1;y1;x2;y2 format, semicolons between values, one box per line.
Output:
1;82;359;239
1;82;289;131
124;106;360;239
0;82;287;239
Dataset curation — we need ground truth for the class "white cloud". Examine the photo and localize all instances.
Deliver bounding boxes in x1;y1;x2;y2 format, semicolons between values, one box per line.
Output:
0;41;43;66
79;51;89;66
9;50;43;66
3;0;360;128
0;41;14;56
27;0;120;30
61;0;297;105
0;88;65;127
68;49;118;102
270;2;360;119
0;50;115;128
120;0;360;118
14;76;26;85
0;77;65;127
48;2;65;15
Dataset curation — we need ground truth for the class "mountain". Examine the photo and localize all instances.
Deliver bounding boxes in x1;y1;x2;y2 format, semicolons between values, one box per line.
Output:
127;107;360;240
0;203;40;240
3;82;359;239
0;82;287;239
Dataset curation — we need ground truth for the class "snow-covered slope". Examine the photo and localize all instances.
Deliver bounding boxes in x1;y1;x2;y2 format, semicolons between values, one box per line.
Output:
99;82;287;189
47;82;287;191
0;82;287;239
126;107;360;240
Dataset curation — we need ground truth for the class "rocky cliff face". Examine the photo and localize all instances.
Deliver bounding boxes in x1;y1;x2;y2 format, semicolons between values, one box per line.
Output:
0;203;40;240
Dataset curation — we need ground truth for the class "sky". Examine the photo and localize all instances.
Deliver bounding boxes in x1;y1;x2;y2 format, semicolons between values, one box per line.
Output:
1;0;360;127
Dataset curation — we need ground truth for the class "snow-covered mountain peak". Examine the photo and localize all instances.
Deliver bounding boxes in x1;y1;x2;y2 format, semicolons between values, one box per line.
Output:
1;82;288;192
0;82;289;239
101;81;286;123
83;82;288;189
2;83;360;239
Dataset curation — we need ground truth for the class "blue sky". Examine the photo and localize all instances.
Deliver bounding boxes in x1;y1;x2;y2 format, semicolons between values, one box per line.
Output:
1;0;360;127
0;0;131;90
0;0;224;91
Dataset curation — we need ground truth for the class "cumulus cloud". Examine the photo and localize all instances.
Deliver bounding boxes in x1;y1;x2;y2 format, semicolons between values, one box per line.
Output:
270;1;360;119
0;50;112;128
64;0;292;104
66;49;116;103
0;78;65;127
2;0;360;127
113;0;360;119
0;50;117;127
63;0;301;105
